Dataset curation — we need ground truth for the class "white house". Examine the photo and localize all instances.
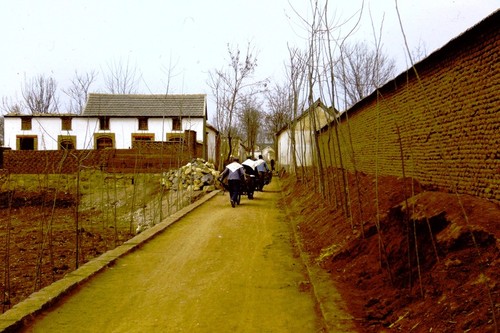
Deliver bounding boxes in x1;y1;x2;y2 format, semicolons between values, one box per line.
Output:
3;115;97;150
260;145;275;162
276;99;337;171
3;93;219;163
205;123;219;164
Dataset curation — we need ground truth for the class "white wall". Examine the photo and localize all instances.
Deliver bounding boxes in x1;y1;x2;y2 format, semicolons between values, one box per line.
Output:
146;118;205;143
276;104;332;170
181;118;204;142
3;117;20;149
277;129;291;170
276;127;314;171
4;117;101;150
4;116;207;150
206;127;217;163
109;118;137;148
73;118;99;149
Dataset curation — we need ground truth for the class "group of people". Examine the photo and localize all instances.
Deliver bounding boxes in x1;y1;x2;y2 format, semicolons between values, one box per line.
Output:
218;155;272;207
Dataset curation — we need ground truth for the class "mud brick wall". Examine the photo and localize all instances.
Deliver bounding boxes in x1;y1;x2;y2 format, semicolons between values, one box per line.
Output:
3;141;203;174
3;128;204;174
3;150;114;174
109;141;203;173
319;12;499;202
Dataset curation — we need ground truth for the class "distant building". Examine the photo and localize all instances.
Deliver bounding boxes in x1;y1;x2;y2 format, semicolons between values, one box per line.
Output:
276;99;337;171
238;142;275;162
0;116;4;146
3;93;218;163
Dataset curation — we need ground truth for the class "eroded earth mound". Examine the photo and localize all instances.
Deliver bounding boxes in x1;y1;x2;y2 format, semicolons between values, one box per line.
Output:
279;171;499;333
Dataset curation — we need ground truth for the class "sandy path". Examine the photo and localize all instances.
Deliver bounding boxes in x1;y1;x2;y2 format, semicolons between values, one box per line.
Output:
22;181;328;332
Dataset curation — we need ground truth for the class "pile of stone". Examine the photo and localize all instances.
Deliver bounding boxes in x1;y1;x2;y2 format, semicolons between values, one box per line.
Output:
161;158;219;192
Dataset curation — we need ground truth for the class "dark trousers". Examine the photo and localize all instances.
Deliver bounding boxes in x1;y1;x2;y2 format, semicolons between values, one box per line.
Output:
246;176;255;199
228;179;241;203
257;171;266;190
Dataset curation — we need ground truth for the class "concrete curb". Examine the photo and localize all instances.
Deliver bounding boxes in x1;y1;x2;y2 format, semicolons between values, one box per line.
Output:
276;178;355;332
0;190;221;333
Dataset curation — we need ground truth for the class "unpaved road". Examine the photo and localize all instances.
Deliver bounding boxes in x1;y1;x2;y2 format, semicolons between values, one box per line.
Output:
21;180;352;332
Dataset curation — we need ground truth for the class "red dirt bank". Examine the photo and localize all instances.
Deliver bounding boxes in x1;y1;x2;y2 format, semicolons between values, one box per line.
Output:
279;171;499;332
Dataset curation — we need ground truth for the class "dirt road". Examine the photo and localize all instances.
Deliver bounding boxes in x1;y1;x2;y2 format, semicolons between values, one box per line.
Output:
21;180;353;332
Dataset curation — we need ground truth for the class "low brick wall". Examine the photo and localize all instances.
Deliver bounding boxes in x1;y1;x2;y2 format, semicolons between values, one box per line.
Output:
317;11;499;202
3;142;203;174
3;150;112;174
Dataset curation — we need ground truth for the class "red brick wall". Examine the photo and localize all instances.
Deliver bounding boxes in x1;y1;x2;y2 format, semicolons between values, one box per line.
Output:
2;128;205;174
318;12;499;202
3;150;112;174
3;142;203;174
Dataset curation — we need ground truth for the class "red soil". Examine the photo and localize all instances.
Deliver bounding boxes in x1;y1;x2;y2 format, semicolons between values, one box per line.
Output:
279;170;499;332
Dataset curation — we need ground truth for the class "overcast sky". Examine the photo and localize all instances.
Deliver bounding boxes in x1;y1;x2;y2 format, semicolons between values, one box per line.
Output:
1;0;498;119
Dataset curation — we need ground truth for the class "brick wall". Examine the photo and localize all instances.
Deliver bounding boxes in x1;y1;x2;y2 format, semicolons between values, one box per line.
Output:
2;128;205;174
3;142;203;174
318;11;499;202
3;150;113;174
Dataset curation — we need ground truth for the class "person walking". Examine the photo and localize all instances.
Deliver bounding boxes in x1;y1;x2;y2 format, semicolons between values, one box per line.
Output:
255;155;270;191
219;157;245;207
242;156;258;199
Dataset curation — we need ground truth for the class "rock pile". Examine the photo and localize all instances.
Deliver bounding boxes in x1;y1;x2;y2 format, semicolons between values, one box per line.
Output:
161;158;219;192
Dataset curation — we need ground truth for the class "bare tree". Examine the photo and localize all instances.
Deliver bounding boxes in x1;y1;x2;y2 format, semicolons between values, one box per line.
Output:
336;41;396;107
21;74;59;114
263;82;294;166
1;97;23;115
208;42;261;164
208;70;227;142
410;40;428;65
103;58;141;94
0;116;3;145
208;71;230;169
264;83;293;141
238;95;262;157
285;45;308;174
64;70;98;114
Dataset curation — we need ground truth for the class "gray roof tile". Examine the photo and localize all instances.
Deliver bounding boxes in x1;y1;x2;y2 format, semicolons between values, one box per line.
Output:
82;93;206;118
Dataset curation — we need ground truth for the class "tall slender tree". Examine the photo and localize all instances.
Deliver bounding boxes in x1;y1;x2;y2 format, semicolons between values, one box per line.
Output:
238;95;262;157
208;42;262;164
286;45;308;174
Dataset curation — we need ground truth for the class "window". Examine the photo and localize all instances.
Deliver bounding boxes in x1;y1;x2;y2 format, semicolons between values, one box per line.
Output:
60;140;75;150
96;137;113;149
17;135;37;150
172;117;182;131
94;133;115;150
167;133;184;142
132;133;154;142
138;117;148;130
61;117;72;130
99;117;110;130
58;135;76;150
21;117;32;130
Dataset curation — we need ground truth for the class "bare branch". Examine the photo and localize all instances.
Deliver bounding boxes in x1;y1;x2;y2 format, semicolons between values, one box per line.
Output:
1;96;23;115
21;74;59;114
103;58;142;94
64;70;98;114
207;42;262;163
335;41;396;107
238;95;262;156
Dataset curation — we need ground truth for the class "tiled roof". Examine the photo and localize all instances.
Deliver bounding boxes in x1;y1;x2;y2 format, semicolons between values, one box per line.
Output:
82;93;206;118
